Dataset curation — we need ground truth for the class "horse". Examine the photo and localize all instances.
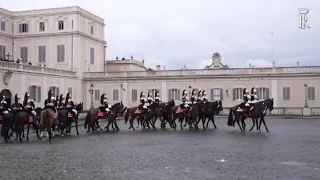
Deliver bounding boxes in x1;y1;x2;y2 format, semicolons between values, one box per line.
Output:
171;102;201;130
104;102;125;131
159;100;175;129
13;110;40;142
141;102;161;129
39;107;57;140
241;98;274;132
124;105;147;130
64;103;84;135
198;101;221;130
0;112;14;142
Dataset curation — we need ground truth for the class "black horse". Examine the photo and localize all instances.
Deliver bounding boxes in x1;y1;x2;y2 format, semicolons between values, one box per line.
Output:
57;103;83;136
201;100;222;130
0;112;14;142
241;98;274;132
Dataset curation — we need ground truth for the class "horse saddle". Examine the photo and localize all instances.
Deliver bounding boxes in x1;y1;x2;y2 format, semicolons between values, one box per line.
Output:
98;110;105;117
29;115;34;122
176;106;192;113
237;106;254;112
135;108;150;114
68;112;73;118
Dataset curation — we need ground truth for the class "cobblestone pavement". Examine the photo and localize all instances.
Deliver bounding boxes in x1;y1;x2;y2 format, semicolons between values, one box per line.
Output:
1;117;320;180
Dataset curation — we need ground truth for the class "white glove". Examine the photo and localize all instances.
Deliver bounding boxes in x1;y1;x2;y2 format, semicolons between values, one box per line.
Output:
143;105;147;109
3;110;8;114
31;110;37;116
184;104;188;108
245;103;249;107
72;109;78;114
108;104;111;108
105;108;110;112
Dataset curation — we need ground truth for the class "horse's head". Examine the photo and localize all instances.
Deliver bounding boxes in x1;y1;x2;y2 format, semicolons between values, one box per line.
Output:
168;99;175;107
75;102;84;112
264;98;274;111
112;101;125;112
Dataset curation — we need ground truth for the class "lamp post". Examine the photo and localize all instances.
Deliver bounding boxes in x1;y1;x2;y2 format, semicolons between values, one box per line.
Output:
120;84;126;102
89;84;94;108
189;85;192;95
304;84;308;107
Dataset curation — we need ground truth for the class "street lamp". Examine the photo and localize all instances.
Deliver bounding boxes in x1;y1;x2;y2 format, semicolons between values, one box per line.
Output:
189;85;192;95
120;84;126;102
304;84;308;107
89;83;94;108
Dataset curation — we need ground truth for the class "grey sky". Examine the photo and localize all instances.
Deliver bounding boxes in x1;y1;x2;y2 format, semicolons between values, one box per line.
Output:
2;0;319;69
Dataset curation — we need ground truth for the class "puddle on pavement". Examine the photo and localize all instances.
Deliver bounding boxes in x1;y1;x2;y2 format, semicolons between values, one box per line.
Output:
280;161;308;166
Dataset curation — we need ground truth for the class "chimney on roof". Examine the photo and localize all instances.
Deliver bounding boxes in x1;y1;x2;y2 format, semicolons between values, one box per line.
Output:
156;65;161;71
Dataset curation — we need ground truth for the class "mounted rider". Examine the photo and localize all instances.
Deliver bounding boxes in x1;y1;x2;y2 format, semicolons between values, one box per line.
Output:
239;88;251;111
155;91;161;103
99;93;111;117
190;90;197;104
0;95;9;115
139;91;148;113
197;90;202;102
180;90;191;113
58;94;65;109
65;93;77;118
201;90;208;103
251;87;259;103
11;94;23;114
23;92;37;119
44;89;57;113
147;92;154;106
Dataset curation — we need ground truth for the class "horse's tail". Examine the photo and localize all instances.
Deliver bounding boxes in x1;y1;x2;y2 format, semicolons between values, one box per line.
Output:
227;108;233;126
41;109;50;128
84;111;90;129
124;108;130;124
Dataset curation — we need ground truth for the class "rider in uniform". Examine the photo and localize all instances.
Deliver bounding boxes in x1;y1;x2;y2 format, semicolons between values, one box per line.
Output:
180;90;191;113
251;87;259;103
0;95;9;115
197;90;202;102
58;94;65;110
23;92;37;119
239;88;251;110
190;90;197;104
65;93;77;118
11;94;23;114
139;92;147;113
201;90;208;103
147;92;154;107
155;91;161;103
99;93;111;117
44;89;57;113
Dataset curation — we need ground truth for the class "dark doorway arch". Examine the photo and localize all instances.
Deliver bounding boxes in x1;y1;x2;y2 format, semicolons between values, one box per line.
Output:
0;89;12;106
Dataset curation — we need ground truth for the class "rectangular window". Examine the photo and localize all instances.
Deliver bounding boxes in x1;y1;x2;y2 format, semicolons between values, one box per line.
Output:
113;89;119;101
283;87;290;100
38;46;46;63
20;47;28;63
211;88;223;101
90;48;94;64
28;85;41;103
307;86;315;100
39;22;45;32
94;89;100;101
168;89;180;101
19;23;28;33
0;21;5;31
57;45;65;62
90;26;94;35
58;20;64;30
148;89;159;98
232;88;244;101
68;87;72;96
49;86;60;97
0;45;6;59
257;87;269;100
132;89;138;101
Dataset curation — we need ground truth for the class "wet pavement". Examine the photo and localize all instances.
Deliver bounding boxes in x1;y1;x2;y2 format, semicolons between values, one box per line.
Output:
1;117;320;180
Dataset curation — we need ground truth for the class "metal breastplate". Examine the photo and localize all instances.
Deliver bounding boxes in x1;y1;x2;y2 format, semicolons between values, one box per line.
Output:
67;100;72;107
46;100;54;106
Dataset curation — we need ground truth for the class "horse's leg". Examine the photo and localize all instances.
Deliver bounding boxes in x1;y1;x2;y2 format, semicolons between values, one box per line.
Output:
236;116;243;131
18;125;23;142
179;116;184;130
22;127;25;138
212;115;217;129
129;116;136;130
260;117;269;133
106;119;111;131
249;117;255;131
206;116;210;128
26;123;30;141
75;118;79;135
201;116;206;130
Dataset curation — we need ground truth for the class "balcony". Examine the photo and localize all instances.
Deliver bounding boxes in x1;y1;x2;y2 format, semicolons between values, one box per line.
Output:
0;61;77;77
83;66;320;79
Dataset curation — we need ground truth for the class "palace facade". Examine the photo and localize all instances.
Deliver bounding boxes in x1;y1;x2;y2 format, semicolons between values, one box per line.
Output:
1;6;319;110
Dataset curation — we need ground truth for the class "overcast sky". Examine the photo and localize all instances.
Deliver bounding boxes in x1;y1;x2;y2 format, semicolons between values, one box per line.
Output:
1;0;319;69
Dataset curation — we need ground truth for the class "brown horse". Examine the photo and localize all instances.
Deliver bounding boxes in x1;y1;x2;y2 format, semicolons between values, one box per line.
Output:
141;102;161;129
227;104;246;131
124;106;146;130
14;110;40;142
104;102;125;131
39;108;56;140
171;103;201;130
85;102;124;133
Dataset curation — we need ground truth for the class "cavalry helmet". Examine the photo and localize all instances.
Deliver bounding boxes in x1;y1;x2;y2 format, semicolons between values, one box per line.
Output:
191;89;196;96
48;89;53;99
155;91;159;97
14;94;19;103
2;95;5;100
197;90;202;97
251;87;257;94
182;90;187;96
140;91;145;98
202;90;206;96
100;93;106;104
59;94;64;101
243;88;249;95
148;92;152;97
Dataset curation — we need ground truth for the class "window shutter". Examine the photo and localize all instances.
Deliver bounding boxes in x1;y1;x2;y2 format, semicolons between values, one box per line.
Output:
38;47;41;63
62;45;65;62
19;24;22;33
232;88;236;101
177;89;181;100
266;88;269;99
220;88;223;101
37;86;41;102
210;89;213;101
168;89;171;100
26;24;28;32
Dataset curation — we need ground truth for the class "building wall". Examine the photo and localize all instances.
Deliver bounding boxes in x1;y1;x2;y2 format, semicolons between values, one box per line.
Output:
83;69;320;110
